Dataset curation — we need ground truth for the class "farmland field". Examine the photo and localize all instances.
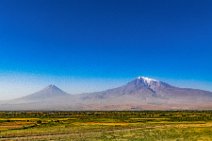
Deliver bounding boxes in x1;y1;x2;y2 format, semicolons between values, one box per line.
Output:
0;111;212;141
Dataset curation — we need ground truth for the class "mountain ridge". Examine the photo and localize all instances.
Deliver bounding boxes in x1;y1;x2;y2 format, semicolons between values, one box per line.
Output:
1;76;212;111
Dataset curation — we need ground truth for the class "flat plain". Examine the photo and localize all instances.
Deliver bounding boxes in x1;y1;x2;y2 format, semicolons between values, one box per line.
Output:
0;111;212;141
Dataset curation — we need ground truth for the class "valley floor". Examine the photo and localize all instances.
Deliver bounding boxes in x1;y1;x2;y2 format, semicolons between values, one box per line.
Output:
0;111;212;141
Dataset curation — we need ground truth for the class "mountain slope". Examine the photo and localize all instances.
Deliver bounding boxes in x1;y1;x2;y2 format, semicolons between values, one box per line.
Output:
21;84;70;101
79;77;212;110
0;85;80;111
6;84;72;105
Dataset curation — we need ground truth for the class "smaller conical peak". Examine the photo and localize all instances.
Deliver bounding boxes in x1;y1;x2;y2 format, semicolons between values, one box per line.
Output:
42;84;67;94
48;84;56;87
46;84;59;89
48;84;56;88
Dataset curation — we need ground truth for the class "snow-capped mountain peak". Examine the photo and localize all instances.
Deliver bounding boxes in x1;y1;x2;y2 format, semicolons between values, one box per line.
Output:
137;76;158;84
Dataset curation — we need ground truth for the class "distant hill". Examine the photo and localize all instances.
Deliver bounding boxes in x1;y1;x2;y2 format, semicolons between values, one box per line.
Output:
1;77;212;111
19;84;70;101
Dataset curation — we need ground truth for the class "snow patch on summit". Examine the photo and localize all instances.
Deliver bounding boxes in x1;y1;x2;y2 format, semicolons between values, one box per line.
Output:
137;76;158;85
137;76;157;82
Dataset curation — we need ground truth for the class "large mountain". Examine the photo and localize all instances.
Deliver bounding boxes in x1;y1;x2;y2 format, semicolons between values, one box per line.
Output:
1;77;212;110
79;77;212;110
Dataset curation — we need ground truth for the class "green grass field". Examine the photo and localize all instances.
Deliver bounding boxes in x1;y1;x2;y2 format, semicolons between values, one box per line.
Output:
0;111;212;141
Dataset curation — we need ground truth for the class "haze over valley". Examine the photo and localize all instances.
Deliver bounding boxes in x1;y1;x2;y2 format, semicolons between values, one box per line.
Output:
1;76;212;111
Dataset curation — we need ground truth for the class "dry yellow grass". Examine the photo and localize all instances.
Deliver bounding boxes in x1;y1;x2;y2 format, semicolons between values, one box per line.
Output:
74;122;129;126
0;121;33;131
7;118;39;121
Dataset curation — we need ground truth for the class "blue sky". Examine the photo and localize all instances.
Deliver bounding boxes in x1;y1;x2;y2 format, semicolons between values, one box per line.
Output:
0;0;212;99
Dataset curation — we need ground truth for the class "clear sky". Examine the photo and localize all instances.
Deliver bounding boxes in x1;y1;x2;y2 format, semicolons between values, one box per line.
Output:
0;0;212;100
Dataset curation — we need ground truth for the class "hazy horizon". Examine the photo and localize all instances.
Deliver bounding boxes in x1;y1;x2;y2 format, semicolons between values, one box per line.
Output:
1;73;212;100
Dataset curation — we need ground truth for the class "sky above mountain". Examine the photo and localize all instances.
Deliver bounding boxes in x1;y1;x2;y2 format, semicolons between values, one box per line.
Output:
0;0;212;99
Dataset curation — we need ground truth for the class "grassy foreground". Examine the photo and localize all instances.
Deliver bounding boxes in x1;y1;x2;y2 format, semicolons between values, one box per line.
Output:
0;111;212;141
